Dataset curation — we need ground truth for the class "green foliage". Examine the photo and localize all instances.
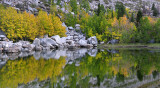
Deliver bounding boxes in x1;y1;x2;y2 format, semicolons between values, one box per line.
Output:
80;0;90;12
115;2;125;19
131;13;135;22
56;0;61;5
64;13;78;27
154;19;160;42
136;10;143;24
135;17;152;43
70;0;78;14
151;3;159;17
80;12;109;41
50;4;57;14
152;3;155;10
153;8;158;17
97;3;106;16
106;8;116;19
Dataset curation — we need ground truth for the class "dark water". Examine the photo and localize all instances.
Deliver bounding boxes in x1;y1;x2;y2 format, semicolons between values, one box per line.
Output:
0;48;160;88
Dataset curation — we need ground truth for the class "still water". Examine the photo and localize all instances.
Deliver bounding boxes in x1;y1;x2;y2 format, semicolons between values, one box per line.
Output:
0;48;160;88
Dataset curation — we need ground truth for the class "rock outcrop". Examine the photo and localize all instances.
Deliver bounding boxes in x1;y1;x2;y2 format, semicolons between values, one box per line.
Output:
0;24;98;53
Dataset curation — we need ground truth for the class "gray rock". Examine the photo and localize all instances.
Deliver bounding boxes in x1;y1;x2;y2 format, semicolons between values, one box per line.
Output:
79;39;87;46
66;40;75;45
75;24;80;30
33;38;41;46
66;36;73;40
40;38;58;47
68;26;74;30
51;35;62;45
61;37;66;44
62;22;68;32
148;39;155;43
107;39;119;44
87;36;98;46
0;44;3;52
100;41;104;44
4;45;20;53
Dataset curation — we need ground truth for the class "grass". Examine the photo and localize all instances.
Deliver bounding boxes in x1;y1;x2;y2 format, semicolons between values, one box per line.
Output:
98;43;160;49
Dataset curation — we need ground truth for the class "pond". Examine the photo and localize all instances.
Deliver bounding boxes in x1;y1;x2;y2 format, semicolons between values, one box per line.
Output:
0;48;160;88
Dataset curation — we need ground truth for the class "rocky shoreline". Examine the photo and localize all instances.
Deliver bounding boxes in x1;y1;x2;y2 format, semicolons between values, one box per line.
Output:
0;25;98;53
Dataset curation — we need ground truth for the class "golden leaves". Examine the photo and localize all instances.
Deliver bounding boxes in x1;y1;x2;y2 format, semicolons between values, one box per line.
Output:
0;7;66;41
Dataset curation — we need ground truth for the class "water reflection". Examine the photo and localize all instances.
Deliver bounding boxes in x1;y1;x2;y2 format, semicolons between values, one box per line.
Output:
0;49;160;88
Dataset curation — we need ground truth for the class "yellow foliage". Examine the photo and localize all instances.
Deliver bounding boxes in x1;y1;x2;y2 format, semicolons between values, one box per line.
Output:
147;16;156;25
0;7;66;41
88;29;94;37
96;33;102;41
112;17;119;27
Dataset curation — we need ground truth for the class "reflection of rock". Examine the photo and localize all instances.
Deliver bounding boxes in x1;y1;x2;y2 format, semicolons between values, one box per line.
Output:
88;48;98;57
107;49;119;54
107;39;119;44
0;48;99;60
0;48;99;68
33;51;41;60
89;77;97;85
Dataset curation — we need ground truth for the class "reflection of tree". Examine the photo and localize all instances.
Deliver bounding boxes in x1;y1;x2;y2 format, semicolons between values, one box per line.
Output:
0;49;160;88
0;56;66;88
60;49;160;87
152;70;158;79
116;72;125;82
137;70;143;81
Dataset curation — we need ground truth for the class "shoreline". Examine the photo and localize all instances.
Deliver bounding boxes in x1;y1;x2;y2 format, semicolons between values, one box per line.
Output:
98;43;160;49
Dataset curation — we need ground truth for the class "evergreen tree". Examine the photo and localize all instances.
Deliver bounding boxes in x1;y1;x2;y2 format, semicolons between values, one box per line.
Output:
80;0;90;12
70;0;78;14
97;3;101;16
151;3;159;17
131;13;134;22
153;8;158;17
56;0;61;5
152;3;155;10
115;2;125;19
136;10;143;24
112;10;114;18
100;4;106;14
50;0;54;5
97;3;106;16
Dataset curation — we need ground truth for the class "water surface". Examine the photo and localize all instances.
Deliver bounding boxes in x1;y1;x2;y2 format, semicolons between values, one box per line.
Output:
0;48;160;88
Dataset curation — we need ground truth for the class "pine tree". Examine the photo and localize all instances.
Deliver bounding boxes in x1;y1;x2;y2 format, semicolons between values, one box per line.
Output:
70;0;78;14
152;3;155;10
56;0;61;5
97;3;106;16
153;8;158;17
111;10;114;18
136;10;143;24
80;0;90;12
151;3;159;17
97;3;101;16
131;13;134;22
115;2;125;19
